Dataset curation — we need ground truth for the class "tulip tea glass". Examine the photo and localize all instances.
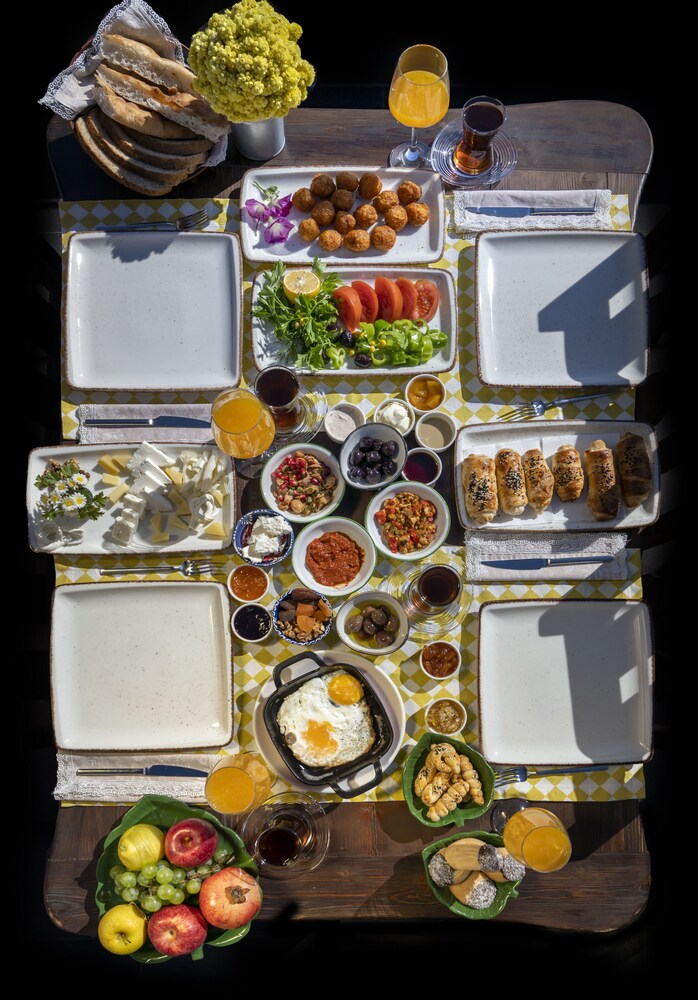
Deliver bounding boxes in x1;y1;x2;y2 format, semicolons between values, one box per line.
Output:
453;96;506;175
388;44;449;167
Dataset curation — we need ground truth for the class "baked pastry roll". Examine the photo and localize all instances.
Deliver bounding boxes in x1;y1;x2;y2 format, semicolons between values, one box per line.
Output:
522;449;555;513
462;454;498;525
584;439;622;521
615;432;652;508
494;449;528;516
552;445;585;502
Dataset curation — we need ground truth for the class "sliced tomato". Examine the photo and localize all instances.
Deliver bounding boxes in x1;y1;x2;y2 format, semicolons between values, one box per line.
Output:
374;276;403;323
413;279;439;322
395;277;418;320
351;280;380;324
333;285;363;331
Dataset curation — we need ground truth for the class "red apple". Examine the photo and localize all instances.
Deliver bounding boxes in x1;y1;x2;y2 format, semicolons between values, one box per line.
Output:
199;867;262;930
165;818;218;868
147;904;208;957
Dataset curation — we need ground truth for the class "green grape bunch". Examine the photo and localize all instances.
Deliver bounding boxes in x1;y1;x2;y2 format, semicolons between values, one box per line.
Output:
108;847;233;915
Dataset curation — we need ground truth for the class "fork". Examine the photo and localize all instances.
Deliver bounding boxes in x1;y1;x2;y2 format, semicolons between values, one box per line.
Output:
97;209;210;233
494;764;608;786
99;558;218;578
497;390;622;422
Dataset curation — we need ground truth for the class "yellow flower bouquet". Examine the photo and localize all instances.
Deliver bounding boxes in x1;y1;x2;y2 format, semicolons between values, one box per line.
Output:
189;0;315;123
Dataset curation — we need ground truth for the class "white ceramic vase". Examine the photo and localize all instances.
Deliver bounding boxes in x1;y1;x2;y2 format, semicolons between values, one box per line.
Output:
229;116;285;160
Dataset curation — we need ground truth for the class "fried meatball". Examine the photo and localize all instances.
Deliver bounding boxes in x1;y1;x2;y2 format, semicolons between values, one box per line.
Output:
334;211;356;236
354;203;378;229
406;202;431;227
373;190;399;214
371;225;397;251
397;180;422;205
311;200;336;226
344;229;371;253
298;218;320;242
336;171;360;192
384;205;408;232
310;172;336;197
292;187;316;212
318;229;343;251
331;188;355;211
358;172;383;199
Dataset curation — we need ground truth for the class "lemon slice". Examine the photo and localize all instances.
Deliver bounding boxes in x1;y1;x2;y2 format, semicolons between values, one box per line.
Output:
283;269;321;303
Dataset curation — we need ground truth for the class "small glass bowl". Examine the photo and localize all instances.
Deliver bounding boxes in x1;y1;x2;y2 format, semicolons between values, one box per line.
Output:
425;697;467;736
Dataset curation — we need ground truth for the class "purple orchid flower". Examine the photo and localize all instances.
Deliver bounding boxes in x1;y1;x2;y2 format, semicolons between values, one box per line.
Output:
263;218;294;244
269;194;292;218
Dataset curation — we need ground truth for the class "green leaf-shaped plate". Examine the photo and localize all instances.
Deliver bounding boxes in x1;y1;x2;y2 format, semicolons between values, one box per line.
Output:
95;794;261;964
422;830;521;920
402;733;495;827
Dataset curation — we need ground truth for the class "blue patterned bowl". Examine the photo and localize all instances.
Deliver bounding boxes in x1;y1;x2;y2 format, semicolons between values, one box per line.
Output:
233;508;294;567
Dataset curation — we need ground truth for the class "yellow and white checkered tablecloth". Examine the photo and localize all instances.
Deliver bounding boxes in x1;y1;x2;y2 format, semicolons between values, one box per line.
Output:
54;194;644;802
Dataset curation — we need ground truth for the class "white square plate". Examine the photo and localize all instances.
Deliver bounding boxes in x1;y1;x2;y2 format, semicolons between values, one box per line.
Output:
27;444;234;554
475;231;648;387
64;232;242;392
478;600;653;765
454;419;660;531
250;266;456;376
240;166;444;263
51;583;232;751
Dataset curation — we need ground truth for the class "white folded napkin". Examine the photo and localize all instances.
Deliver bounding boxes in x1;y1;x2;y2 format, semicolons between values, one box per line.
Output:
38;0;227;167
451;189;613;234
465;531;629;582
77;404;215;444
54;752;221;803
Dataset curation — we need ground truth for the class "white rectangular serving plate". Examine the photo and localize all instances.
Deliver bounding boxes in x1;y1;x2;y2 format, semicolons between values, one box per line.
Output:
64;232;243;392
51;583;233;751
239;165;444;264
27;444;234;555
454;419;659;531
477;599;653;765
250;266;457;376
475;231;649;387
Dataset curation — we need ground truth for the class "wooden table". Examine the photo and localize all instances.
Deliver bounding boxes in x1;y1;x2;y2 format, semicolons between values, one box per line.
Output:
43;101;653;936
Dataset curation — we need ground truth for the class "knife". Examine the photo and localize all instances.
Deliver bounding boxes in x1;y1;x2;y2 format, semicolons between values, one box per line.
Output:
83;416;210;428
469;206;597;217
481;555;616;570
76;765;208;777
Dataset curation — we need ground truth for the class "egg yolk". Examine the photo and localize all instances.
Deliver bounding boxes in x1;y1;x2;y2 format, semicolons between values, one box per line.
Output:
327;673;363;705
303;719;338;754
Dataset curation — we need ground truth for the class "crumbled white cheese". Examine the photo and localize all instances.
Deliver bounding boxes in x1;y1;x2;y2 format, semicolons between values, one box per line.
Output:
243;515;290;560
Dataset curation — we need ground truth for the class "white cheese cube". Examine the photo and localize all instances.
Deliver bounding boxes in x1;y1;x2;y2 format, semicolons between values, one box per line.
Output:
112;518;136;545
126;442;175;472
122;493;147;516
119;508;141;530
146;490;174;513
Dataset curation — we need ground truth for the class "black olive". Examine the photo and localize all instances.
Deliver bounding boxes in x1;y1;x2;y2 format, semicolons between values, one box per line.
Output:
381;459;397;476
350;448;365;466
365;467;382;485
347;465;366;481
359;436;375;451
375;630;393;646
339;330;355;348
381;440;398;457
366;449;382;466
322;349;330;365
371;608;388;626
362;605;377;616
346;613;365;634
362;620;378;635
385;614;400;633
355;353;372;368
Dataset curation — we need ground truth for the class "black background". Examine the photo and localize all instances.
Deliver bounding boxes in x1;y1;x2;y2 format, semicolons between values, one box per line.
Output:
25;1;674;981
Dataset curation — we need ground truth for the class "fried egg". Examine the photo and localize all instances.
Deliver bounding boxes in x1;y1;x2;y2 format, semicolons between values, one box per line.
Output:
276;671;375;768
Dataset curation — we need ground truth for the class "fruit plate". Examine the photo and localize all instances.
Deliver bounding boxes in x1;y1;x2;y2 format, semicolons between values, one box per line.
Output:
239;165;445;264
422;830;522;920
402;733;495;827
250;265;457;377
95;794;260;964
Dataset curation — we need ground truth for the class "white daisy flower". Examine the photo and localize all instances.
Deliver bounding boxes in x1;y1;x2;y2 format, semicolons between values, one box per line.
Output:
55;481;69;495
62;496;77;512
70;472;88;486
48;492;62;506
71;494;87;510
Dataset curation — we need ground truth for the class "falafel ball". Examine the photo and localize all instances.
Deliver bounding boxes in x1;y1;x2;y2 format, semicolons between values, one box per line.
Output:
336;171;360;192
311;200;336;226
292;187;316;212
344;229;371;252
330;188;355;211
358;172;383;199
370;225;397;251
373;190;399;214
384;205;408;232
318;229;343;251
406;202;431;226
334;211;356;236
354;203;379;229
310;172;336;197
298;218;321;242
397;180;422;205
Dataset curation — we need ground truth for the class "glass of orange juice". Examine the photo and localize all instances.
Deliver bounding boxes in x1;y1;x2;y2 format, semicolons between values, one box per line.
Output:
205;755;273;815
388;44;449;167
492;799;572;873
211;387;276;460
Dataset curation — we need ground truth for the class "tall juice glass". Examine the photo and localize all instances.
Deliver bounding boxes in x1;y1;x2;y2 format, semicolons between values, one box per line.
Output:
211;387;275;459
502;807;571;873
388;44;449;167
205;755;272;815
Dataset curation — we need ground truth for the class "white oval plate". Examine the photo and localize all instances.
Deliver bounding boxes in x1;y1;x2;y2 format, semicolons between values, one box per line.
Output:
292;517;376;596
260;444;344;524
364;482;450;561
